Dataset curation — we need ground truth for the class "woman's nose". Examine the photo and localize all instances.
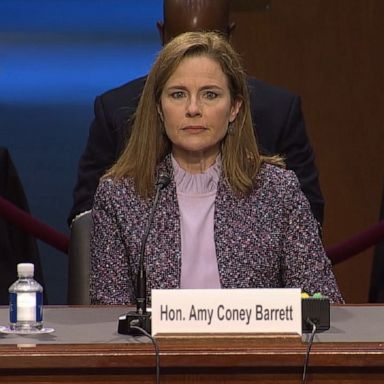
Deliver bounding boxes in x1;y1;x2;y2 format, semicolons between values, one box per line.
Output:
185;96;202;117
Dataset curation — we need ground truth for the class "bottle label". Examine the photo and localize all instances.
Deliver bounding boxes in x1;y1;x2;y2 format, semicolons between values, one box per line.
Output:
9;292;43;323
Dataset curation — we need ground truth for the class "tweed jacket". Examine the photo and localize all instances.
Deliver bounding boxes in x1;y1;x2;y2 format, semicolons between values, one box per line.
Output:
90;156;343;305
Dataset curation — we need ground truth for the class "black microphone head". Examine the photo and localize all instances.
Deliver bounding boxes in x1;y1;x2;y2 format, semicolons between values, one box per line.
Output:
156;172;171;190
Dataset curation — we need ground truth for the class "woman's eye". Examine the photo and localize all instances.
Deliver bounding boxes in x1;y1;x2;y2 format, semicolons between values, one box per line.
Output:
170;91;185;99
204;91;218;100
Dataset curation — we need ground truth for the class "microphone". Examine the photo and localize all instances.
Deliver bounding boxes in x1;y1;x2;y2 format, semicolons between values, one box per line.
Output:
118;171;171;335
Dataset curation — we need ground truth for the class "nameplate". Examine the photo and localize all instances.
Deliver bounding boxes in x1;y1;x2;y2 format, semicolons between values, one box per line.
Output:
151;288;302;336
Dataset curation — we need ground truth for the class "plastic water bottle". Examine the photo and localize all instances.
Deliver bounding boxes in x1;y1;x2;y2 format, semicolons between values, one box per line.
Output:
8;263;43;332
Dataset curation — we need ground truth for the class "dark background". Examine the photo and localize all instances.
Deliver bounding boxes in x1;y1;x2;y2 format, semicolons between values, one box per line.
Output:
0;0;162;303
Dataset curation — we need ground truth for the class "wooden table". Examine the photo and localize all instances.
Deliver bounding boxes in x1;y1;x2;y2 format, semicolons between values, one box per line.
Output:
0;305;383;383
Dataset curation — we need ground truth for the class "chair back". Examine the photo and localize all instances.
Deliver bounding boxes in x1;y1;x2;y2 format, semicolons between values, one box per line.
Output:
67;211;92;304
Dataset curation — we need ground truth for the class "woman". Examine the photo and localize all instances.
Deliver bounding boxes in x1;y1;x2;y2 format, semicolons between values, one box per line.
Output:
90;32;343;304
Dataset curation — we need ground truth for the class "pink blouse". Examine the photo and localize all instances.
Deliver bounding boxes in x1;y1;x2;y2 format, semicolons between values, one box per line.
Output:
172;155;221;289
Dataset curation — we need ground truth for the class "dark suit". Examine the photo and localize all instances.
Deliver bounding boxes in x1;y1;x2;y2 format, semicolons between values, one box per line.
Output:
0;148;45;304
69;76;324;226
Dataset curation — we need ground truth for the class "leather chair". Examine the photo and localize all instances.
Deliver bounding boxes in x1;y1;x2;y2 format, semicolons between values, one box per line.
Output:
67;211;92;304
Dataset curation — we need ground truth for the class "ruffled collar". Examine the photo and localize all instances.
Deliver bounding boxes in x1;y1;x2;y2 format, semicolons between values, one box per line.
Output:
171;154;221;194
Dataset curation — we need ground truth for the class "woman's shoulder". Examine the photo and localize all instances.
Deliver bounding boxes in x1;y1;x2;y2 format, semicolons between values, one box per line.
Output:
97;176;133;192
94;176;135;205
254;163;309;212
257;162;299;189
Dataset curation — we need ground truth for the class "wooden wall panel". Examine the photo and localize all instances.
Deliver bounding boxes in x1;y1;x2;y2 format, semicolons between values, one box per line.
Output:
231;0;384;302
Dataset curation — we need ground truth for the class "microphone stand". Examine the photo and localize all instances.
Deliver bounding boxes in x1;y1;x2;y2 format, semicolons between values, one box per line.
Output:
118;173;170;335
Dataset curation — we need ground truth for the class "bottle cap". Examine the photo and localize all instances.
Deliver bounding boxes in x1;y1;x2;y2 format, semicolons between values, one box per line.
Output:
17;263;34;277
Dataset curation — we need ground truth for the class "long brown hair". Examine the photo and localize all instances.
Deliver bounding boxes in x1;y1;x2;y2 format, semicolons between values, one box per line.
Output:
106;32;283;197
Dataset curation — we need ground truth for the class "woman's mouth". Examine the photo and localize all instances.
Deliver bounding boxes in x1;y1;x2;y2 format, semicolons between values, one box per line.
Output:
182;125;206;133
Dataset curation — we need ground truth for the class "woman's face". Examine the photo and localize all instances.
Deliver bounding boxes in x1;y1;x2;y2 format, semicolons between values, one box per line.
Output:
159;55;241;170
